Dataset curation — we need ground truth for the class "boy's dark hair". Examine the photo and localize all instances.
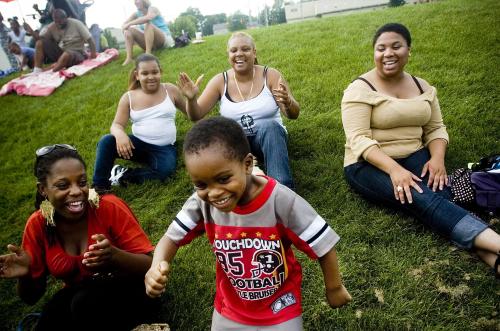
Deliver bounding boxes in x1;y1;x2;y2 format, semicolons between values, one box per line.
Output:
183;117;250;161
373;23;412;47
34;147;86;209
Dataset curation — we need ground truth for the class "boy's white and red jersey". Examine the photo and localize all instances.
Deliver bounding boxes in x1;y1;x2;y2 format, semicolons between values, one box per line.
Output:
166;177;340;326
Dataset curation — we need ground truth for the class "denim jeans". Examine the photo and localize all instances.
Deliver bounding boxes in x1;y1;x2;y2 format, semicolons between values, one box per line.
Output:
344;148;488;249
93;134;176;189
247;121;294;189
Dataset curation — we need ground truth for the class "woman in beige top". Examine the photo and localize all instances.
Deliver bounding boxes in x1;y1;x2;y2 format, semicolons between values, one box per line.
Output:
341;23;499;276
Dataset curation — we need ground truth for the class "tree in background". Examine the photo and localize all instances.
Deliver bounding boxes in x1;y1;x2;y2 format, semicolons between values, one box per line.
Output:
389;0;406;6
228;11;249;31
270;0;286;24
202;13;227;36
258;5;270;26
177;8;229;37
171;15;197;38
259;0;286;26
103;29;119;49
180;7;204;32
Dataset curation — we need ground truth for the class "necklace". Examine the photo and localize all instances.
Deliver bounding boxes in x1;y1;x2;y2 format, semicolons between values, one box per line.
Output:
233;67;255;101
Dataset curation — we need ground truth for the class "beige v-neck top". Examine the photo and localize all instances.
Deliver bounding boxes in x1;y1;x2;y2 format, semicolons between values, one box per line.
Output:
341;82;449;167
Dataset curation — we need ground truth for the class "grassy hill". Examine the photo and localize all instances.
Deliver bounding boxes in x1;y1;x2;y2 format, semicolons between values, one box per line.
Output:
1;0;499;329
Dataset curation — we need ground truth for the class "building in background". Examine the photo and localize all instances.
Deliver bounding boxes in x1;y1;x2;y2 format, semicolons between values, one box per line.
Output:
285;0;388;22
213;23;229;35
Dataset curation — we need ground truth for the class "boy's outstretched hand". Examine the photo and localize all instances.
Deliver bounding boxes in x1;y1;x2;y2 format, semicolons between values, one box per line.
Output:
326;284;352;308
145;261;170;298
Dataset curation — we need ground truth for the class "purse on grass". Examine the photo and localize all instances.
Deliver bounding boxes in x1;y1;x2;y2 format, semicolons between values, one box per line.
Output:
449;154;500;214
470;154;500;214
449;168;475;204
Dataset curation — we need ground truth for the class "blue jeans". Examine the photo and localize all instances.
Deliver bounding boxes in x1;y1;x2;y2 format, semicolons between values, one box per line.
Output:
93;134;176;189
247;121;294;189
344;148;488;249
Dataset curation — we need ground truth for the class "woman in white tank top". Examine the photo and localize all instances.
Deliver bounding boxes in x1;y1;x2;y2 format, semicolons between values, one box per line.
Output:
93;54;189;193
177;32;300;189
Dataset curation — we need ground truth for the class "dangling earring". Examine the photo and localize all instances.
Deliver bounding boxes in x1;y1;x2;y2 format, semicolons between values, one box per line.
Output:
88;188;100;209
40;198;55;227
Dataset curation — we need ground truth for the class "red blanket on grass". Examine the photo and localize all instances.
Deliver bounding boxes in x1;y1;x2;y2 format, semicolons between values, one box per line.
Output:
0;48;119;97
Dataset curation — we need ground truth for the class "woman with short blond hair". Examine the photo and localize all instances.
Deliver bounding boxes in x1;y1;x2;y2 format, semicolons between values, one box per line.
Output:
178;32;300;189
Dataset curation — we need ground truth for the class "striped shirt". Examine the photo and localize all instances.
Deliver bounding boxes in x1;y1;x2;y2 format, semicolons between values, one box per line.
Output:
166;177;339;326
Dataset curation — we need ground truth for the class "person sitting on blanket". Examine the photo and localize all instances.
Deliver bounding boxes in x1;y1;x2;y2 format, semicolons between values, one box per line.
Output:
23;9;96;73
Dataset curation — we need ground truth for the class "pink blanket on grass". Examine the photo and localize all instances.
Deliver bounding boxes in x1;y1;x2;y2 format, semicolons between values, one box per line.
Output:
0;48;119;97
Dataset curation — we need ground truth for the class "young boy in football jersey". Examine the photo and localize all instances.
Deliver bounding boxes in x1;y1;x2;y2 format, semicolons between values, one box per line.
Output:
145;117;351;330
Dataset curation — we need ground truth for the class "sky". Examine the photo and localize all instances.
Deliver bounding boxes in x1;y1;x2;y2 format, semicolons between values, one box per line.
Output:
0;0;274;30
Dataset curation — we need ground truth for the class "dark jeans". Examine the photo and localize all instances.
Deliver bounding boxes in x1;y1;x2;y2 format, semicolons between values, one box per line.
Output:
35;277;159;331
93;134;176;189
344;148;488;249
248;121;294;189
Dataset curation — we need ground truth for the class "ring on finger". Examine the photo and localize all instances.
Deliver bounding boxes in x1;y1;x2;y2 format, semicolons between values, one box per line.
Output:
396;186;403;192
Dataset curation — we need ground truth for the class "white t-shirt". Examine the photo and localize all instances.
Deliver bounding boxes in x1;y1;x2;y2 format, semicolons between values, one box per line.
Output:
8;28;26;47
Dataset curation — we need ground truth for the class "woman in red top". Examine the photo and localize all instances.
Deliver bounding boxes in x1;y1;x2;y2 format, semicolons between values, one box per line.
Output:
0;144;158;331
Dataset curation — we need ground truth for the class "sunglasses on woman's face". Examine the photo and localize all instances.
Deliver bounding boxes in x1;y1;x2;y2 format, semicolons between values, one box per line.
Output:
35;144;76;157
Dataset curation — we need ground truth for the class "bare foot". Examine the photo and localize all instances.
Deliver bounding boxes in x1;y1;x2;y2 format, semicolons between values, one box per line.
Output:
122;58;133;66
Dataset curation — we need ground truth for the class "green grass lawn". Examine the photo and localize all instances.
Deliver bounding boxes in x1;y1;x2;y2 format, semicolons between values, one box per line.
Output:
1;0;499;329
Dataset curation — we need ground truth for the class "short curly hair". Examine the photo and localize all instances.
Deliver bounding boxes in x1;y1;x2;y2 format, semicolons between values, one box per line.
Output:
183;117;250;162
373;23;412;47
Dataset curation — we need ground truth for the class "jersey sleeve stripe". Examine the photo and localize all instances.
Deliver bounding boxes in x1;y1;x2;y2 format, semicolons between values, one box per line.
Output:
306;223;328;245
298;215;327;243
308;225;332;248
174;217;190;233
176;210;199;230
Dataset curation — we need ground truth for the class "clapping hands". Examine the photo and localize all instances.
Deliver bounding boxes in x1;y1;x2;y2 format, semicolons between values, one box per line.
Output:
82;234;115;270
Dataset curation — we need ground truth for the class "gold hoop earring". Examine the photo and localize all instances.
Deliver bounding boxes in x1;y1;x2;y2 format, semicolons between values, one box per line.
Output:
40;198;55;227
88;188;100;209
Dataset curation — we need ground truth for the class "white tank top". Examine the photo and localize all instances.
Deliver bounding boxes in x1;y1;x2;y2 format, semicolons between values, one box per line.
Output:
219;67;285;136
128;87;177;146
